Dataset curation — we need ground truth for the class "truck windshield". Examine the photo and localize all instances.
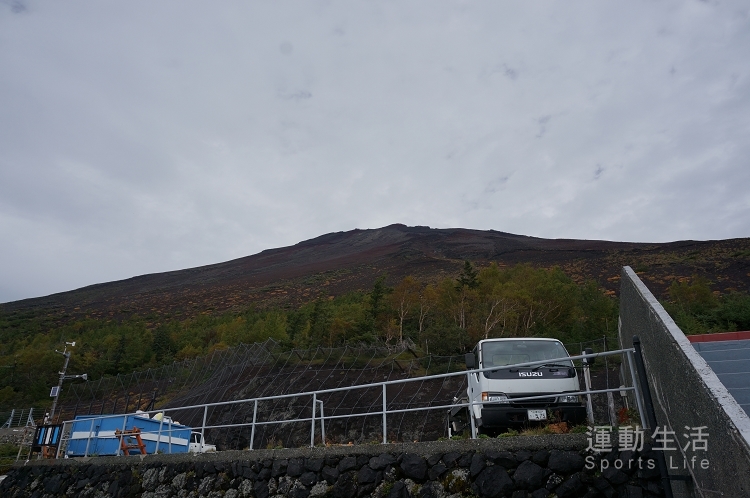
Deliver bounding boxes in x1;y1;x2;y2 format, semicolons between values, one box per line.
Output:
481;340;572;368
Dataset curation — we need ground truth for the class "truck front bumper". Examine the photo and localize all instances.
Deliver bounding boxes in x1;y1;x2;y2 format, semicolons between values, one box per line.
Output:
480;405;587;428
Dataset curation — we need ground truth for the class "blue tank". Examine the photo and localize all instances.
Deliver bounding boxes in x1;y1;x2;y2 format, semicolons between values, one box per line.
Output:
66;412;193;456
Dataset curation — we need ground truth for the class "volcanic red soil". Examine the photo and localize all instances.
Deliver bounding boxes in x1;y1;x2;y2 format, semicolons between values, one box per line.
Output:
3;224;749;323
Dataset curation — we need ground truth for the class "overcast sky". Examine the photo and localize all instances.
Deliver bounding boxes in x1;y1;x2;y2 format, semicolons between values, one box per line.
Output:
1;0;749;303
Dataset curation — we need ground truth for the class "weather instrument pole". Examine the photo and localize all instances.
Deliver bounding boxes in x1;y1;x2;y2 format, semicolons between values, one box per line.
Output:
48;342;87;424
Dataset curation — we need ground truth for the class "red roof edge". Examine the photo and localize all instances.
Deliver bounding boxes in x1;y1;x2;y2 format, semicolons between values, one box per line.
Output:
686;331;750;343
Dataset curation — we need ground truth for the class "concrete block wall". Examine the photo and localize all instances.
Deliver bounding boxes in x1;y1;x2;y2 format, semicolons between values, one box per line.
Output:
618;266;750;497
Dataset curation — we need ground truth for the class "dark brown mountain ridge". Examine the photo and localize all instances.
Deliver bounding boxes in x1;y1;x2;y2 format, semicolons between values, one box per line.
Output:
3;224;750;322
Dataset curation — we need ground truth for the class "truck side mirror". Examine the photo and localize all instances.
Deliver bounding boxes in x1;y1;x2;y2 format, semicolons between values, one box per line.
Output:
583;347;595;366
465;353;476;369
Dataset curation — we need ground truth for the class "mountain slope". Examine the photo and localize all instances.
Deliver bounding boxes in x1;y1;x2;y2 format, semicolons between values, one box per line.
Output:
2;224;749;322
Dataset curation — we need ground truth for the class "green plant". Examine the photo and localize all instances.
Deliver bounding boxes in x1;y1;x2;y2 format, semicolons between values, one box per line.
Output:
0;443;19;474
266;436;281;449
497;429;519;438
520;426;552;436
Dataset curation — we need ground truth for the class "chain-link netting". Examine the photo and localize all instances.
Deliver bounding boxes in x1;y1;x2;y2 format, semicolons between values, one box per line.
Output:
57;339;469;447
56;337;613;448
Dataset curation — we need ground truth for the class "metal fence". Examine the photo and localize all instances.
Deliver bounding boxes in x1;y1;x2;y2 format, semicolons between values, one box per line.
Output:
1;408;39;429
54;347;644;458
55;339;460;426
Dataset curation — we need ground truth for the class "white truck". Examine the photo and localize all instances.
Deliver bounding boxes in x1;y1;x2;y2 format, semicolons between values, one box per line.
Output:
449;338;588;435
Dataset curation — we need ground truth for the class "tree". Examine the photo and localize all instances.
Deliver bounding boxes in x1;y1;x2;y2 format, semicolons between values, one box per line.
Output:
390;276;420;343
669;276;718;316
361;275;390;336
457;261;479;289
308;299;332;345
421;324;470;356
175;344;202;361
477;263;516;339
152;326;175;362
716;292;750;331
417;284;437;338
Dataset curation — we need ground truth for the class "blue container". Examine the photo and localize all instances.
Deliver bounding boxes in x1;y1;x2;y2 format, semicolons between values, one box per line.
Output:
67;413;192;456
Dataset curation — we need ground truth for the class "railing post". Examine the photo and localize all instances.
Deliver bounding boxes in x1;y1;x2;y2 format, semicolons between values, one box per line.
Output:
625;350;647;429
201;406;208;453
318;400;325;445
84;418;95;457
116;415;128;456
249;399;257;451
382;384;387;444
155;414;164;454
57;420;70;459
168;413;173;454
582;352;595;425
466;371;477;439
310;393;317;448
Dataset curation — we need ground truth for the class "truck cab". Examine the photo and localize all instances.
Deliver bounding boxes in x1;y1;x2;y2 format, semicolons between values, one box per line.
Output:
453;338;587;434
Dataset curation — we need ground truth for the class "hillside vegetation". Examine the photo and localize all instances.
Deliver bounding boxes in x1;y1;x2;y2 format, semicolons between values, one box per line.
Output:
2;224;749;414
1;263;620;411
663;275;750;335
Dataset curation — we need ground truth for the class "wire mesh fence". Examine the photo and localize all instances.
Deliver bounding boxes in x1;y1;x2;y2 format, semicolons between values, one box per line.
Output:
54;336;616;448
56;339;469;446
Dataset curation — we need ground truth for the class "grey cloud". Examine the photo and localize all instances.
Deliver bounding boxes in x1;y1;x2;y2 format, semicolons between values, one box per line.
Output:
279;41;293;55
593;165;604;180
279;90;313;101
1;0;26;14
1;0;749;302
484;175;511;194
536;115;552;138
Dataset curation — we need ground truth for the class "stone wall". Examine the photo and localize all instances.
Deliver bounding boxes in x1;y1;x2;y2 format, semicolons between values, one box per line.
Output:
2;436;663;498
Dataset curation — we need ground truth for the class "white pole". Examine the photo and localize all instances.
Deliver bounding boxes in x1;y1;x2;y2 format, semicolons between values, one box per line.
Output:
382;384;387;444
582;351;595;425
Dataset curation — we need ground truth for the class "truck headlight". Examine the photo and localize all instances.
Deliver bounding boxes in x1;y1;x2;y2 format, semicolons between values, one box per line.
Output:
557;394;580;403
482;392;510;404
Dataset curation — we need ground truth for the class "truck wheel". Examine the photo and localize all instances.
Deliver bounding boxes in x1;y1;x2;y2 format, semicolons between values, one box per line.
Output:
448;407;469;438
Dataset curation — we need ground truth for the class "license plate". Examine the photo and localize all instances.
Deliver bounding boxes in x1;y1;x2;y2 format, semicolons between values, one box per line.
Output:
527;409;547;421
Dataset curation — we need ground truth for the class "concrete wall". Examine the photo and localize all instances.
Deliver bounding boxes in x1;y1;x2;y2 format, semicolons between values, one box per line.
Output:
619;266;750;498
1;436;665;498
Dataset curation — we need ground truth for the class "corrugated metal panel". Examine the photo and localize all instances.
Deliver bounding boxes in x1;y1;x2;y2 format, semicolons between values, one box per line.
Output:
693;339;750;417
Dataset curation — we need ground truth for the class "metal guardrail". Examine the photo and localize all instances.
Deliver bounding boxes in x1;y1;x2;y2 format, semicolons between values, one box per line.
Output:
1;408;38;429
56;348;643;458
